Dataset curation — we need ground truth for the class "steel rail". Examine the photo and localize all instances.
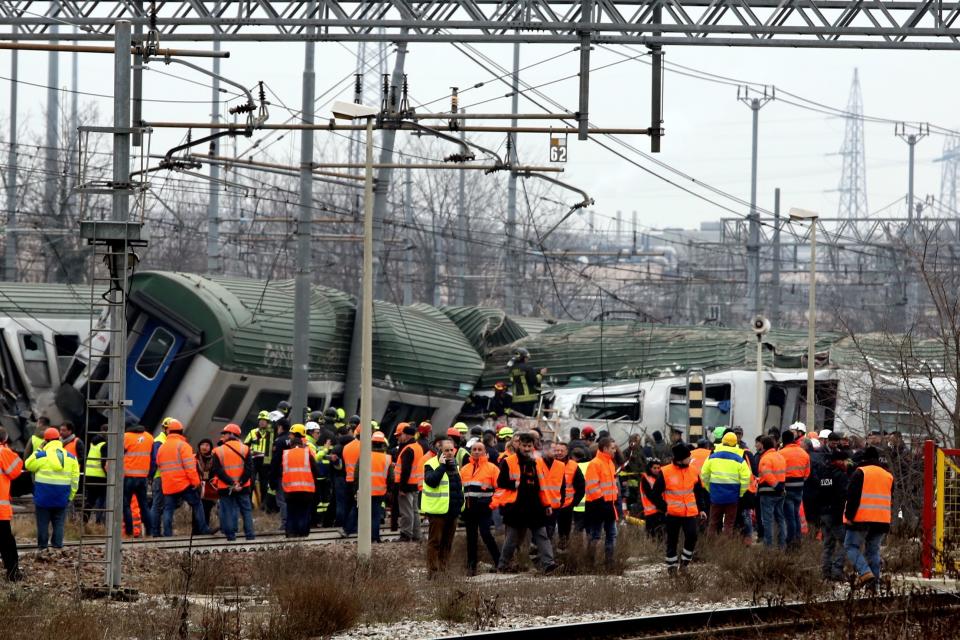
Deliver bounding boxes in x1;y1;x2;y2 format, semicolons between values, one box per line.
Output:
437;592;960;640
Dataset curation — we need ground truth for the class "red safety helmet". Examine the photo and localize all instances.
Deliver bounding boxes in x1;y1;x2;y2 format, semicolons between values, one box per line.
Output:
167;419;185;433
446;427;461;438
221;423;242;437
43;427;60;441
582;425;596;437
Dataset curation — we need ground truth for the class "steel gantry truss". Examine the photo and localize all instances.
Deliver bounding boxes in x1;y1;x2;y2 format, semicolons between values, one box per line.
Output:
5;1;960;48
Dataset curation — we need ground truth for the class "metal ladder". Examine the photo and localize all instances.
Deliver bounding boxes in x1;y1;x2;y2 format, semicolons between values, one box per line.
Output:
74;219;144;598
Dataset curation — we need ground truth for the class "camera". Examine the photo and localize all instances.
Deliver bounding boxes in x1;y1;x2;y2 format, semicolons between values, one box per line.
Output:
751;315;771;336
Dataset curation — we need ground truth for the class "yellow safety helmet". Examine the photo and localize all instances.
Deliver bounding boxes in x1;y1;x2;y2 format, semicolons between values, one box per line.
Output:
337;408;346;420
257;410;270;421
290;424;307;437
454;421;468;434
497;426;514;440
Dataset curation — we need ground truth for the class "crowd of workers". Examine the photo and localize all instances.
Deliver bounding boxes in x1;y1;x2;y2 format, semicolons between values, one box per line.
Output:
0;389;910;587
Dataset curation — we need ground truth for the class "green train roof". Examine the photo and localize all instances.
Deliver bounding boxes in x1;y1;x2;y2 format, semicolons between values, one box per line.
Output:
129;271;355;380
0;282;93;318
439;305;529;356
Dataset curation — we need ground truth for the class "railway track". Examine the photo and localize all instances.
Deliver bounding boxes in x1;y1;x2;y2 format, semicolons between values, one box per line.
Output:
441;591;960;640
19;527;403;553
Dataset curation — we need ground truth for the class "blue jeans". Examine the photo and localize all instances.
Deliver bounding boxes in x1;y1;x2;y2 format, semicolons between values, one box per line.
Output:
783;488;804;544
218;491;256;541
35;506;66;549
586;513;618;563
371;497;383;542
162;488;210;537
123;477;153;536
759;493;786;548
150;477;164;536
821;515;846;579
844;527;885;578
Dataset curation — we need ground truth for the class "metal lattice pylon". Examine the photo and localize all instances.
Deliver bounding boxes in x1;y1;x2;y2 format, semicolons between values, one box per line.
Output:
937;135;960;216
836;69;868;219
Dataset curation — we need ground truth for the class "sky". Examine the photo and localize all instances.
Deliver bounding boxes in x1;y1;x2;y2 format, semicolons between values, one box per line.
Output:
2;33;958;241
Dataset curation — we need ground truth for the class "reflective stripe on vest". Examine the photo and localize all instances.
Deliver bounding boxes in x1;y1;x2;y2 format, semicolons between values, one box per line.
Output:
640;473;658;516
214;441;251;490
662;463;699;517
371;452;390;497
394;443;425;489
573;462;590;513
281;447;315;493
124;431;154;478
86;442;106;479
845;465;893;525
421;457;453;515
343;439;360;482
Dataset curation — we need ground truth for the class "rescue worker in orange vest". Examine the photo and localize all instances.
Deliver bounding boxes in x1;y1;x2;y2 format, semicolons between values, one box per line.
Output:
843;446;894;586
0;427;23;581
340;426;362;536
780;430;811;544
353;430;392;543
546;441;584;548
491;432;558;574
394;423;424;542
757;436;787;548
157;419;209;537
460;437;500;575
639;458;664;538
282;425;320;537
650;444;708;575
584;436;620;567
689;439;712;474
59;421;84;474
122;423;155;537
211;424;256;542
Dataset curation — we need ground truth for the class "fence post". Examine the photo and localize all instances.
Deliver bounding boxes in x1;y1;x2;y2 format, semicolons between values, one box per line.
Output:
922;439;935;578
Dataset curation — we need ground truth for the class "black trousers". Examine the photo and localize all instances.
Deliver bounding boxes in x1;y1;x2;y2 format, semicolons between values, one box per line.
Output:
285;491;314;537
645;512;665;539
664;515;699;567
0;520;19;581
464;508;500;570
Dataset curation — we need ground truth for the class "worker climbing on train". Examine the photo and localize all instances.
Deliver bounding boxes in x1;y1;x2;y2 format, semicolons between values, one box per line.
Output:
507;347;545;418
649;443;708;575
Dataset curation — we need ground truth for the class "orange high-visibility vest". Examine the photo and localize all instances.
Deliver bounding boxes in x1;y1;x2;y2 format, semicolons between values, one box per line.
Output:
690;448;710;474
282;447;315;493
124;431;154;478
370;451;390;497
460;456;499;501
63;438;79;458
213;441;251;490
490;454;555;509
342;439;360;482
0;444;23;521
661;463;699;517
758;450;787;490
561;459;578;508
394;442;424;489
157;434;199;495
640;472;659;516
131;494;142;537
584;451;618;504
544;460;566;508
845;465;894;525
780;443;810;488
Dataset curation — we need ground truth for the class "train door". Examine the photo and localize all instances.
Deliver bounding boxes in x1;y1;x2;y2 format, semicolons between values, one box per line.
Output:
126;319;185;421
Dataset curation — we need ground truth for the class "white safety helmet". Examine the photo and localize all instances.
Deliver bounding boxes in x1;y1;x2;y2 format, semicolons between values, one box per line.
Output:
305;421;321;432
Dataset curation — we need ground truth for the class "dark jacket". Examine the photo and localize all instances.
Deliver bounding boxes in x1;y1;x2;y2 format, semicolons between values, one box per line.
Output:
424;457;463;517
269;432;294;488
211;440;255;495
815;460;849;521
497;454;550;528
649;466;709;515
396;442;419;493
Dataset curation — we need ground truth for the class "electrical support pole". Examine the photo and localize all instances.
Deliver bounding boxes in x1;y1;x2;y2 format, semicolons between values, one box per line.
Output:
403;158;413;305
895;122;929;326
456;116;467;305
577;0;592;140
371;36;408;300
44;22;59;282
292;4;316;422
772;188;781;326
206;35;221;274
738;86;773;320
5;25;17;282
505;42;520;314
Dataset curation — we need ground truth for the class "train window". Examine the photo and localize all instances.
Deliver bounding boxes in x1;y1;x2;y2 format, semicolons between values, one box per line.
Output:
213;385;248;422
54;334;80;380
667;383;732;428
19;333;51;387
240;390;290;431
135;327;176;380
574;390;642;422
869;388;932;440
307;396;326;415
380;401;434;435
